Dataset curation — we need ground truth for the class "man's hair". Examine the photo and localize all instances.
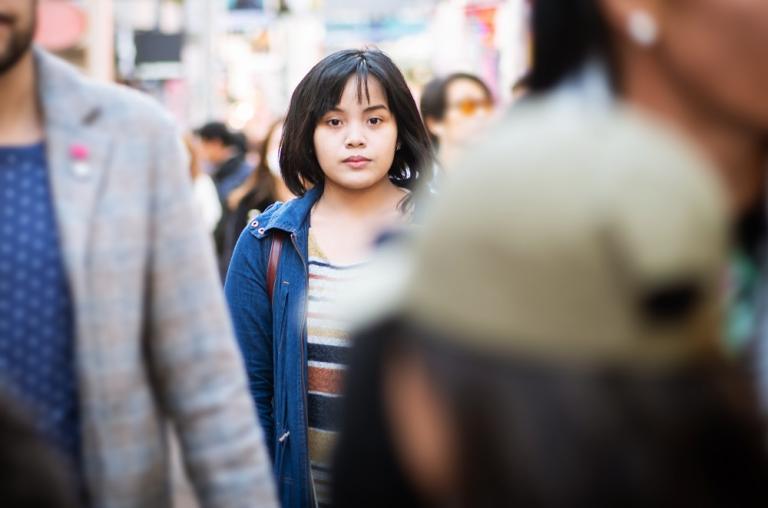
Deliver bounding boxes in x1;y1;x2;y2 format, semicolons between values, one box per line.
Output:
196;122;236;147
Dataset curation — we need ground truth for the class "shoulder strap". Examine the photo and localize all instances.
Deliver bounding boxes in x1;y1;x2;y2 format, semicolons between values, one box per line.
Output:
267;231;285;302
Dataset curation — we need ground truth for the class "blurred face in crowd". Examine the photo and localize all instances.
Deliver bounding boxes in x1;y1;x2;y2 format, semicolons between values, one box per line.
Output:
605;0;768;132
428;78;494;149
198;137;231;166
0;0;36;76
313;76;398;192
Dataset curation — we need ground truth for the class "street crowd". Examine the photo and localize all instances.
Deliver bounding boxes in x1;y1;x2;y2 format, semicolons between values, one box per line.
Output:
1;0;768;507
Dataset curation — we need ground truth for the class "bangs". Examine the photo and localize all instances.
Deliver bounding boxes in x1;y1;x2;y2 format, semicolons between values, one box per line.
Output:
311;56;375;122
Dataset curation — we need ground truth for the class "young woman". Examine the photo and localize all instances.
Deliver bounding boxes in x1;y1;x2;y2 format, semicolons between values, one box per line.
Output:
224;49;434;508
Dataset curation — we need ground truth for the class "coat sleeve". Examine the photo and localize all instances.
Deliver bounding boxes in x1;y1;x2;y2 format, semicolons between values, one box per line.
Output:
224;226;277;461
144;119;277;508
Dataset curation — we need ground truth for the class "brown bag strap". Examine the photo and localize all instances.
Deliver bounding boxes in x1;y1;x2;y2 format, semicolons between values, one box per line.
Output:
267;232;285;302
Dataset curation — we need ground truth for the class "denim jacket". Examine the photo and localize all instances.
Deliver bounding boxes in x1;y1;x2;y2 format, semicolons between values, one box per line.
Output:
225;187;323;508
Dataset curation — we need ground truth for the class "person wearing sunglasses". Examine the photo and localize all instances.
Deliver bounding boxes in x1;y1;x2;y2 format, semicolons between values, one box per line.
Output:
420;73;495;177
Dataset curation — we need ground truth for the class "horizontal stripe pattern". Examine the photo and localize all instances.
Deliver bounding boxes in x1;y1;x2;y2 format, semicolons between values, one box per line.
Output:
306;232;368;506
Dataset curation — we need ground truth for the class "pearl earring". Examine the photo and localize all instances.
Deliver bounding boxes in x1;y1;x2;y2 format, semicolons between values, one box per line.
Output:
628;10;658;47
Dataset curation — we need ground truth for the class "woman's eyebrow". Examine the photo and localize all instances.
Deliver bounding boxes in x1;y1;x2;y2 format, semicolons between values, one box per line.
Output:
363;104;389;113
325;104;389;115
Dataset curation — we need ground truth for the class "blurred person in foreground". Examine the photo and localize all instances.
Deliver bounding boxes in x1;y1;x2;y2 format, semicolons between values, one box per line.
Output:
222;119;292;269
332;109;768;508
0;1;276;506
419;73;495;176
526;0;768;360
185;133;222;234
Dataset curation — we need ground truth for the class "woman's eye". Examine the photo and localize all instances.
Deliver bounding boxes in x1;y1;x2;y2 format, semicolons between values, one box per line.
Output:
327;118;342;127
369;117;382;125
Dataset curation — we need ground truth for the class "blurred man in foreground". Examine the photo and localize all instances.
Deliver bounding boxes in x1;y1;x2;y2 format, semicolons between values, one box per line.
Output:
0;1;276;506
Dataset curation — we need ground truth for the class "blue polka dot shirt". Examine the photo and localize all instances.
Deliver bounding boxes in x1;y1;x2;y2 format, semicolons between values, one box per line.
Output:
0;142;81;470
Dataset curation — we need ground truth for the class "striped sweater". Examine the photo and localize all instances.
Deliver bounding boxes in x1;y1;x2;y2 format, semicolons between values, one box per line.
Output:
306;231;368;507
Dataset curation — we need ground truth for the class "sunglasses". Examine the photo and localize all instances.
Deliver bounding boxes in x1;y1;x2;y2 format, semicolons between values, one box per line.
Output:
449;98;493;116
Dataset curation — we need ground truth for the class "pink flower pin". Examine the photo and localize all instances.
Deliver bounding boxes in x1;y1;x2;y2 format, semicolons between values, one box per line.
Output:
69;143;89;161
69;143;90;177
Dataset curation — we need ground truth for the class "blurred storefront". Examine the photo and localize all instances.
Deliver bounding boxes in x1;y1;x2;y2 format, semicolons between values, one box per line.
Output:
34;0;529;137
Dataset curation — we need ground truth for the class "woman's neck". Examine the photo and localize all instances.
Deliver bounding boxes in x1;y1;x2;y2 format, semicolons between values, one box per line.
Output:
622;56;766;216
315;177;407;220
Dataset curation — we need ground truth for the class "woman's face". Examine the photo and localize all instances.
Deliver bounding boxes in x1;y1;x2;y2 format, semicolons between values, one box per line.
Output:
313;75;399;192
654;0;768;130
428;78;494;149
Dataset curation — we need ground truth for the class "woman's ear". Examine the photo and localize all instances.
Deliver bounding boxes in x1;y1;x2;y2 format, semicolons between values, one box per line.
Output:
598;0;662;48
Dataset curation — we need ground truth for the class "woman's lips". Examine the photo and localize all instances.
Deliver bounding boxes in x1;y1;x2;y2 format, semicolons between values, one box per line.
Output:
343;156;371;169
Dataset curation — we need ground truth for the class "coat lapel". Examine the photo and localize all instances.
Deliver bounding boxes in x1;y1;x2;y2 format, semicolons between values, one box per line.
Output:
35;48;113;295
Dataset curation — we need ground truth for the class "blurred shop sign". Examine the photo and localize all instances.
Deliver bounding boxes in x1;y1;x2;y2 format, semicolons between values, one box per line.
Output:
133;30;184;80
35;0;87;51
230;0;265;9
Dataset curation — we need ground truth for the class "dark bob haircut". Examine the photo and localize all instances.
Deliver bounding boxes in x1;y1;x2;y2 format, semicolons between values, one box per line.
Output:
279;48;434;197
527;0;615;93
420;73;493;147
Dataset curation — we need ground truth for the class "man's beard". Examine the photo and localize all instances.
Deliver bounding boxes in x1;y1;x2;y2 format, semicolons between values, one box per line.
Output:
0;14;35;76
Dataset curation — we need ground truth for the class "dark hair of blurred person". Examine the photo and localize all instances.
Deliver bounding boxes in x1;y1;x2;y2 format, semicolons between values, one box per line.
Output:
526;0;768;355
332;110;768;508
220;119;283;270
279;49;434;202
419;73;494;173
0;394;78;508
335;320;768;508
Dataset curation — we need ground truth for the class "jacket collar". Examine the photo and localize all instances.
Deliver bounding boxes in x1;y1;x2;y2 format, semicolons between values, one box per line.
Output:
35;47;114;296
253;186;323;238
36;46;102;129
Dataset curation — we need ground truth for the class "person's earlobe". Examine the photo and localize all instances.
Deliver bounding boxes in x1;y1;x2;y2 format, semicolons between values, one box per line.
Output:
627;10;659;47
598;0;661;48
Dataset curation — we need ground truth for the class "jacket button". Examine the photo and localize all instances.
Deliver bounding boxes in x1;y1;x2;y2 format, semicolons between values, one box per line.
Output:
251;220;259;227
258;228;266;234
